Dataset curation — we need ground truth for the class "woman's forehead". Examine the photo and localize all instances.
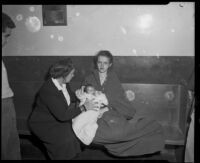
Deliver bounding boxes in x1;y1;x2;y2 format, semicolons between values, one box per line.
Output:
97;56;110;62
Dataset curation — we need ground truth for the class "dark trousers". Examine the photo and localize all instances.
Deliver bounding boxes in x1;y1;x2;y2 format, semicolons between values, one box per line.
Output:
1;97;21;160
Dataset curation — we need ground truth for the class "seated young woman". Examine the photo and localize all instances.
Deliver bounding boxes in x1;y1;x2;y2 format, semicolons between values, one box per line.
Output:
78;50;165;157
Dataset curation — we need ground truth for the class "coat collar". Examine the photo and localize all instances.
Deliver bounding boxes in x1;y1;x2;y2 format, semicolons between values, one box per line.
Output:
92;69;113;84
51;78;66;91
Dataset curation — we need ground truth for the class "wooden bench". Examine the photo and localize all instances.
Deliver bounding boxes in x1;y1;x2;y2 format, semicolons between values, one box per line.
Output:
122;83;189;146
16;83;190;161
122;83;191;162
17;83;190;144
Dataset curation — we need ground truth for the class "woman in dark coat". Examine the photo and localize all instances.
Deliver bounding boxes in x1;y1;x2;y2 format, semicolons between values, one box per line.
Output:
82;50;165;157
28;58;97;160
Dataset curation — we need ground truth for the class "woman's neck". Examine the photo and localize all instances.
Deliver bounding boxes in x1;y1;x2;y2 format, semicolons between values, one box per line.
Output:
99;71;107;77
98;72;107;85
56;78;64;86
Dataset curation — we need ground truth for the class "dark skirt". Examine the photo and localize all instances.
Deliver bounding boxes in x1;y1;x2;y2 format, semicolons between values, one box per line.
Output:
28;121;81;160
94;109;165;157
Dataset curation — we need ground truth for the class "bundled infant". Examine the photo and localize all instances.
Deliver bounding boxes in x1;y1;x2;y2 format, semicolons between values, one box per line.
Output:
72;84;109;145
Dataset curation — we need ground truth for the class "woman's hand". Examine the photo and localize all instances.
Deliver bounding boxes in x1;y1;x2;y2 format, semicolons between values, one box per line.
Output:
75;86;86;99
83;99;99;111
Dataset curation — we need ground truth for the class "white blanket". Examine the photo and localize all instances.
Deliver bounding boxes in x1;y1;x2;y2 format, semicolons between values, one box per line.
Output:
72;89;108;145
72;110;100;145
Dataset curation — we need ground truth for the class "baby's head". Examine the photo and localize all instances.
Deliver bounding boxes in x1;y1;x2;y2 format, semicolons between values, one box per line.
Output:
84;84;96;95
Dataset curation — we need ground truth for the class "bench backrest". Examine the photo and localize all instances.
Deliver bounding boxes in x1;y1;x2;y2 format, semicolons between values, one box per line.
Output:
122;83;189;145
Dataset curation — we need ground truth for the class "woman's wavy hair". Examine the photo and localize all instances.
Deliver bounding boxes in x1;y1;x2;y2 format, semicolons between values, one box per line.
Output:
48;58;74;79
93;50;113;69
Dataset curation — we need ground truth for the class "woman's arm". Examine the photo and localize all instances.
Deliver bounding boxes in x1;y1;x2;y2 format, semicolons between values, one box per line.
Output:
39;92;82;122
107;72;136;119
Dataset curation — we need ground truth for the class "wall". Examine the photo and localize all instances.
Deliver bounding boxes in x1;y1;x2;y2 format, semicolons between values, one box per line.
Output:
2;4;194;122
2;3;194;56
3;56;194;121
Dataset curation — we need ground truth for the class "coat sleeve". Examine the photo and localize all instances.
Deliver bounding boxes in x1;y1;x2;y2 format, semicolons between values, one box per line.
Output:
39;91;82;122
107;72;136;119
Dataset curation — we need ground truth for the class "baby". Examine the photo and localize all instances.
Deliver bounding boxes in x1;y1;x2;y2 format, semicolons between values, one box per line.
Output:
72;84;109;145
79;84;108;109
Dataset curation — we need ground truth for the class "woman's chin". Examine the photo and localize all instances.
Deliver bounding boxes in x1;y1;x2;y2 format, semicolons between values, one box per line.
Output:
99;70;106;73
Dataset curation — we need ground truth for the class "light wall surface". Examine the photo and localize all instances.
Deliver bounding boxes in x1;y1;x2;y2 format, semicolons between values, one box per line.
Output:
2;3;194;56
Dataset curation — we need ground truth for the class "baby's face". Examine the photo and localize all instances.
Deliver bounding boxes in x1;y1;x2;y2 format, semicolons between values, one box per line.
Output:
86;86;95;95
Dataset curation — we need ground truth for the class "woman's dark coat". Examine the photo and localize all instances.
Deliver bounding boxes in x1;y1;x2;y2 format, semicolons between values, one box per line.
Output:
83;69;165;157
28;79;81;159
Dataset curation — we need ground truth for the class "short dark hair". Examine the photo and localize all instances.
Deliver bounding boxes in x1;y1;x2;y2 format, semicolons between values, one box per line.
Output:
84;84;94;93
49;58;74;79
94;50;113;69
2;12;16;32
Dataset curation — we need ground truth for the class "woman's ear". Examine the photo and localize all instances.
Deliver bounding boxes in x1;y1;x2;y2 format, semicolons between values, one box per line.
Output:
109;63;112;68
